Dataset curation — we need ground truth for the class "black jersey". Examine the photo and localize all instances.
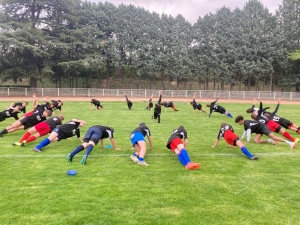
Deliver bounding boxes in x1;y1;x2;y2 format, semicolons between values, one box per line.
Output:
192;99;202;110
91;99;100;106
243;120;269;134
208;98;226;117
56;121;80;139
166;127;187;149
35;104;52;113
131;124;151;137
154;104;162;114
11;102;26;113
148;98;153;108
20;110;46;129
93;125;114;139
217;125;234;139
0;109;19;122
162;102;173;107
45;116;62;131
51;100;62;111
269;115;291;129
255;102;271;124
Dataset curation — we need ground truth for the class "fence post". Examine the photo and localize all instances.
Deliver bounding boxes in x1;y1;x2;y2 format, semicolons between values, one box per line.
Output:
258;92;260;99
117;89;119;97
229;91;230;99
58;88;60;97
73;89;75;97
103;89;104;97
88;89;90;97
8;88;9;96
145;89;147;97
172;90;173;97
42;88;44;97
290;92;292;100
274;92;275;100
25;88;27;97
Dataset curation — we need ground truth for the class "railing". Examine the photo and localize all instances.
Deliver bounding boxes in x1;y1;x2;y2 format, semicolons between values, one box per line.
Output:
0;87;300;100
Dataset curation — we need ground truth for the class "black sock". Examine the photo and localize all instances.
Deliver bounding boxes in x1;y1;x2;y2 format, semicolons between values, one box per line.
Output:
0;129;8;134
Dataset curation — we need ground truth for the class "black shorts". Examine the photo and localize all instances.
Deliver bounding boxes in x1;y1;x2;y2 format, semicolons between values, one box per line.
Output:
278;118;292;129
20;117;33;130
258;126;272;136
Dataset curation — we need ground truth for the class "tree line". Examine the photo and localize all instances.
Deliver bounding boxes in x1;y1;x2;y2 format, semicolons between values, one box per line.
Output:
0;0;299;91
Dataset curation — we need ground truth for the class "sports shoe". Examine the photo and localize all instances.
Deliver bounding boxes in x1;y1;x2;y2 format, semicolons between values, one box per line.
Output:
20;141;27;147
185;162;201;170
130;155;139;163
12;142;21;146
137;160;149;166
290;142;296;149
80;155;87;165
33;147;42;152
250;155;259;160
294;138;300;143
67;154;73;162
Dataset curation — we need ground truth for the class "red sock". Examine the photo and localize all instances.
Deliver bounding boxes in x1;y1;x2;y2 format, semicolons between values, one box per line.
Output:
26;136;37;143
283;132;295;142
19;132;31;143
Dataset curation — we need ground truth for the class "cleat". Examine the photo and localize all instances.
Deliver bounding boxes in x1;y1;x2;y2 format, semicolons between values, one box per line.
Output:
33;147;42;152
294;138;300;143
12;142;21;146
250;155;259;160
290;142;296;149
185;162;201;170
130;155;139;163
67;155;73;162
137;160;149;166
20;141;27;147
80;155;87;165
270;139;278;145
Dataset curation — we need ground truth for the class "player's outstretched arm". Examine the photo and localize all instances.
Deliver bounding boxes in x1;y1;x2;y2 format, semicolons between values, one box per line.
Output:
71;118;86;124
184;138;188;148
212;139;220;148
147;136;153;150
110;138;121;150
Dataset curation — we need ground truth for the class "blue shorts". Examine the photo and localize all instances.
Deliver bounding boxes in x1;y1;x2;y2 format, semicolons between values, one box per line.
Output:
130;132;145;146
52;128;62;141
83;127;102;144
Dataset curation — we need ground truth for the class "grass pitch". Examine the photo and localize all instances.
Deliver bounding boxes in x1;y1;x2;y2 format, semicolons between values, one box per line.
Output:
0;100;300;225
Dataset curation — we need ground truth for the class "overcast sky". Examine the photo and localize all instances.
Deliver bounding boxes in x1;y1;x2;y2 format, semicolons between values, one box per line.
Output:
88;0;283;24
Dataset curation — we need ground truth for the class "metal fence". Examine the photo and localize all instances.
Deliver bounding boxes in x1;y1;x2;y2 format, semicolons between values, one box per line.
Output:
1;87;300;100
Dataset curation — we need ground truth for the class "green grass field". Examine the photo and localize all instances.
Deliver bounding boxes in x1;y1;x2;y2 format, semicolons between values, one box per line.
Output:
0;100;300;225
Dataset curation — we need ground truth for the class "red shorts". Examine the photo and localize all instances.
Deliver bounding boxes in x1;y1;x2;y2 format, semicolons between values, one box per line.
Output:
224;130;239;146
169;138;183;151
267;120;281;133
35;122;51;136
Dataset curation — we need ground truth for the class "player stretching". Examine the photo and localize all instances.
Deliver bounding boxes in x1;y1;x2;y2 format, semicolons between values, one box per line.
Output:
212;123;258;160
166;126;201;170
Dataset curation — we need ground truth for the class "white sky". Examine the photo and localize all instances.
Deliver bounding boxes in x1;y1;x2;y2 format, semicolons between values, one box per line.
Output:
88;0;283;24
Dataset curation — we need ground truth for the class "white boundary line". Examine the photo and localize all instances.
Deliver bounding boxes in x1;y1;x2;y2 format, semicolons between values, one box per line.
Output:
0;152;300;158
